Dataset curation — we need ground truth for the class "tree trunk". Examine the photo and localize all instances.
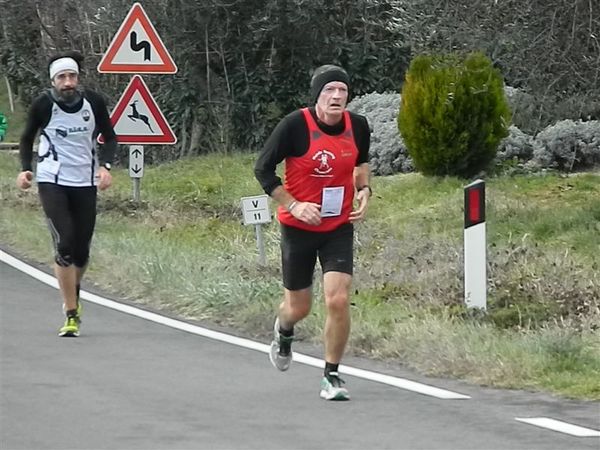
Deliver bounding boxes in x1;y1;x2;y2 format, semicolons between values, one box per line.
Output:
4;76;14;112
189;117;202;156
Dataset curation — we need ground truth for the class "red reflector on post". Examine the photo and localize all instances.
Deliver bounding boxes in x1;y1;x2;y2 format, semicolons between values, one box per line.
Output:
464;180;485;228
468;189;481;223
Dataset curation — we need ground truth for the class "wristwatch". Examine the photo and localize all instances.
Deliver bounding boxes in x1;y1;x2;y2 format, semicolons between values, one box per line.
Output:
102;162;112;171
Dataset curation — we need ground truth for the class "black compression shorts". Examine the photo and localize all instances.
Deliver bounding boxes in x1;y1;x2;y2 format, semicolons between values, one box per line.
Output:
280;222;353;291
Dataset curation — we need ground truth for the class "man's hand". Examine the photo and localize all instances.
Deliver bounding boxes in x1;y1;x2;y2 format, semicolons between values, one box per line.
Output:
290;201;322;226
97;167;112;191
16;171;33;190
349;187;370;222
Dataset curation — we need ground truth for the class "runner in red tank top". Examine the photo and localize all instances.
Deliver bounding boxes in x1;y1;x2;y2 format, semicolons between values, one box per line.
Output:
255;64;372;400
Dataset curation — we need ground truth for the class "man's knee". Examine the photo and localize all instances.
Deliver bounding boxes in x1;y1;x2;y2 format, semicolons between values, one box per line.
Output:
323;272;352;314
54;250;73;267
72;251;90;268
325;292;350;315
289;301;312;319
284;288;313;320
55;242;89;268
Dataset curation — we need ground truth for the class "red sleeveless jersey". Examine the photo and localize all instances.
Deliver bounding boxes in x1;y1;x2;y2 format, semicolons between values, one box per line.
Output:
278;108;359;232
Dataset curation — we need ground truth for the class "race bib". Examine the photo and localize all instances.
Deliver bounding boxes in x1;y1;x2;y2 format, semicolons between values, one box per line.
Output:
321;186;344;217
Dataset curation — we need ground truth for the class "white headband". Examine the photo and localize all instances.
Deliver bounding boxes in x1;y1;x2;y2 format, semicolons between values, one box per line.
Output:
49;57;79;80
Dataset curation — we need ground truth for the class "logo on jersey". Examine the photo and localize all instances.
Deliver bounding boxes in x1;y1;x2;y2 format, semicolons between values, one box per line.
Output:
55;126;89;138
82;109;91;122
312;149;335;176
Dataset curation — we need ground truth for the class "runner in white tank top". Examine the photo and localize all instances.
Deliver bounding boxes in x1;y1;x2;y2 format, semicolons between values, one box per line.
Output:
16;51;117;337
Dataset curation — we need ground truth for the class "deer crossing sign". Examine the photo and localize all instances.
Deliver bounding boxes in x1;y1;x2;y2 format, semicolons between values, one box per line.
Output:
98;75;176;145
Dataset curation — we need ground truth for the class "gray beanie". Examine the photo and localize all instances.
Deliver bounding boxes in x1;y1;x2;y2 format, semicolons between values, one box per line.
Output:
310;64;350;104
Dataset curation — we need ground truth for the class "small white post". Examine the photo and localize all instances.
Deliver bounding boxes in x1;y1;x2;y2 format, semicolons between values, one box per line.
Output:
133;178;141;202
464;179;487;310
255;224;266;266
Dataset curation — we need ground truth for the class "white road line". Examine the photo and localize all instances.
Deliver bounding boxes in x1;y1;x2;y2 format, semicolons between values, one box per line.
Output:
1;249;470;400
515;417;600;438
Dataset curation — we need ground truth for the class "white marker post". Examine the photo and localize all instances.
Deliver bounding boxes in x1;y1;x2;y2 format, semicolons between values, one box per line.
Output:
129;145;144;202
241;195;271;266
464;179;486;310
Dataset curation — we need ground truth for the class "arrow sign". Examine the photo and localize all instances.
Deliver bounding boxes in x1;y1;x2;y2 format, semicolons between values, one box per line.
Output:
98;75;177;145
129;145;144;178
97;2;177;74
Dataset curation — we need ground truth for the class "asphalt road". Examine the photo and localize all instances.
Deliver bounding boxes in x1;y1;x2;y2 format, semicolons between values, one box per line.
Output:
1;258;599;450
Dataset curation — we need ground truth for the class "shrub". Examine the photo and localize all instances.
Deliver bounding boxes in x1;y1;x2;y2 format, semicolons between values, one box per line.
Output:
528;120;600;172
348;92;413;176
503;87;600;135
496;125;534;162
490;125;535;175
398;52;511;178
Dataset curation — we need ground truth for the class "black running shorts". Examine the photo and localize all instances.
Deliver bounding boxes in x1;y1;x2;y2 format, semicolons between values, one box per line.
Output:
38;183;97;267
280;222;353;291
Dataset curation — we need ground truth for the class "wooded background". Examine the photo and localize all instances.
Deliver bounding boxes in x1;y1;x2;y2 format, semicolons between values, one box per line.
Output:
1;0;598;159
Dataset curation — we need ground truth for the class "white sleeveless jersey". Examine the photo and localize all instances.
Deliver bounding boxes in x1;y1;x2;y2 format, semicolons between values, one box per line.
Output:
36;98;98;186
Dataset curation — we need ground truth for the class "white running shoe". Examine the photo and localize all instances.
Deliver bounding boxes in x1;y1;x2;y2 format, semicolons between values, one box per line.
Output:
269;317;293;371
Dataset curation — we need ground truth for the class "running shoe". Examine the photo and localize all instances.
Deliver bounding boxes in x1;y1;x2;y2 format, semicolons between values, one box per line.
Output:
62;298;83;322
269;317;293;371
58;316;80;337
320;371;350;400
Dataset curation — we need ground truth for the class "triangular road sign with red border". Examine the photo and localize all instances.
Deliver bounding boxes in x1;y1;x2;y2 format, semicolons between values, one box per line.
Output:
98;75;177;144
97;2;177;74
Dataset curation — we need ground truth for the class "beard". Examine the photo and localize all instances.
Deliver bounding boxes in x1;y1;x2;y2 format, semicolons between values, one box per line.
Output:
55;86;81;105
60;87;77;100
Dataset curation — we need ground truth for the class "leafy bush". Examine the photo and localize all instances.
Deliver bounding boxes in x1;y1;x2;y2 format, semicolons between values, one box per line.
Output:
504;87;600;135
398;52;511;178
490;125;535;175
496;125;534;162
349;90;598;177
528;120;600;172
348;92;413;176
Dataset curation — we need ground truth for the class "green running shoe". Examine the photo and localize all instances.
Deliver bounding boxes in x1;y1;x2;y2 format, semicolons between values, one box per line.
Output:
62;299;82;323
58;316;80;337
320;372;350;401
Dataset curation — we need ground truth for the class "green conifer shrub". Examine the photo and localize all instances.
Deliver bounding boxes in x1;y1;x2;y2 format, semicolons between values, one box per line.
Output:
398;52;511;178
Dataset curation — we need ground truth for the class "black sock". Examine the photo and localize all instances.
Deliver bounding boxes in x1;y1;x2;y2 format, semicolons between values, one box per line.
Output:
278;323;294;356
76;284;80;299
66;309;78;318
325;362;339;377
279;325;294;338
